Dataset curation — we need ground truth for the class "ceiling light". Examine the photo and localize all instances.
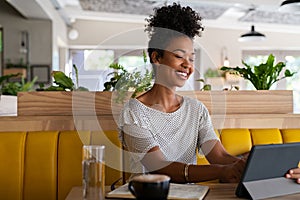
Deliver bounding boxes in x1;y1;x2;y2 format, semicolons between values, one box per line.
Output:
279;0;300;13
68;28;79;40
19;31;28;54
223;57;230;67
238;25;266;42
221;47;230;67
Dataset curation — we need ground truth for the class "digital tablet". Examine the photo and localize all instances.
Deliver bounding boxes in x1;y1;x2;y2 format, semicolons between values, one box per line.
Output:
236;142;300;198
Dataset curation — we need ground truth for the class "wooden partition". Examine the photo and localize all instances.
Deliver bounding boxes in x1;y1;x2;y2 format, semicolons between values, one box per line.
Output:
0;90;298;132
17;90;293;116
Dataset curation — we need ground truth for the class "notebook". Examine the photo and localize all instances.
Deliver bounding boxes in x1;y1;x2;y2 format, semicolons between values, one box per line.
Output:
106;183;209;200
236;142;300;199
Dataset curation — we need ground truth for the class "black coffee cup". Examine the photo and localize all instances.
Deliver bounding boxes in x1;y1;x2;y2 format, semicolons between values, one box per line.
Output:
128;174;170;200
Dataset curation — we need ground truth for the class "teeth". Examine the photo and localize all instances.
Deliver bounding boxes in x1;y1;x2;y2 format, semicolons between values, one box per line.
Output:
176;71;187;77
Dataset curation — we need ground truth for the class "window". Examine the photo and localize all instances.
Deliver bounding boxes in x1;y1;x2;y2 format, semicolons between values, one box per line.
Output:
84;50;114;71
119;56;147;72
69;48;150;91
285;55;300;114
69;48;200;92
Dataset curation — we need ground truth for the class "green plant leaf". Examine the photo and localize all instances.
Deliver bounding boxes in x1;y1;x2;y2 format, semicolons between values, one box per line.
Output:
143;50;147;63
21;76;37;92
75;86;89;91
195;78;205;83
0;73;37;95
103;51;153;103
202;84;211;91
220;54;296;90
285;69;296;77
0;73;21;85
44;85;66;91
73;64;79;88
1;82;21;95
52;71;74;90
109;63;127;72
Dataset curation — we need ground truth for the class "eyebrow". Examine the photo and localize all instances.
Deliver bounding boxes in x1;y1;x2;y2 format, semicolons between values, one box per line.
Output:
172;49;195;55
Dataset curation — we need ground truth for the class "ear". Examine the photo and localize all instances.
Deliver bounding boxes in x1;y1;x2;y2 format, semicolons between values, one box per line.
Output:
151;51;160;64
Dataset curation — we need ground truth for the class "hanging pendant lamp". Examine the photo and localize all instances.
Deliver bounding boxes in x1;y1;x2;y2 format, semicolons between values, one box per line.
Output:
238;25;266;42
279;0;300;13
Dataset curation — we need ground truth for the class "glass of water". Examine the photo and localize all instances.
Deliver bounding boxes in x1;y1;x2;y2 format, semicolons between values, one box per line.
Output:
82;145;105;200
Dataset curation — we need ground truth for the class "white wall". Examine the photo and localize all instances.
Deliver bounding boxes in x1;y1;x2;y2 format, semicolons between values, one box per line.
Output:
68;19;148;47
36;0;68;71
0;0;52;68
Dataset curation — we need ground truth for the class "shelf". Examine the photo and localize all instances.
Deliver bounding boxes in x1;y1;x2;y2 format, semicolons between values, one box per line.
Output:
3;68;27;78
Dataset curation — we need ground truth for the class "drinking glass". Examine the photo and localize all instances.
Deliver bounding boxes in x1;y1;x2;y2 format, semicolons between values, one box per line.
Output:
82;145;105;200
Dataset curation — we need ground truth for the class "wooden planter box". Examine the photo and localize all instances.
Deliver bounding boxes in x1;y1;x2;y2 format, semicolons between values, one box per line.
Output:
17;91;125;116
179;90;293;114
17;90;293;116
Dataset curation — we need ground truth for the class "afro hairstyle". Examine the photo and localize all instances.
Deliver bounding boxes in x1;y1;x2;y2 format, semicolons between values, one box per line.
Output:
145;2;204;39
145;3;204;63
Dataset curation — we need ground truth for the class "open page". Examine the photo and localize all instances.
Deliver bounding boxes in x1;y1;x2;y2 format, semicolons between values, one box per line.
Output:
106;183;209;200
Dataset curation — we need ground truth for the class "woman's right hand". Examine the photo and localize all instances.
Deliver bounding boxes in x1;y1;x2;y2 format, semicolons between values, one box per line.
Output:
219;159;246;183
286;167;300;183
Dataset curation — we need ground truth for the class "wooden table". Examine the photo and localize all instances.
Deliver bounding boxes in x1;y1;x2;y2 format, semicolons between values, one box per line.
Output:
65;183;300;199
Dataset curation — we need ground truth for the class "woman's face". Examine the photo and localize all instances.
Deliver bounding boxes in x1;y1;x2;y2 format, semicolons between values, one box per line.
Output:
153;36;195;89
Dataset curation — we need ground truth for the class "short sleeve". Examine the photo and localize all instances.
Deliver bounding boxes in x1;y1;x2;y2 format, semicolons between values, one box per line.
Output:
118;102;159;162
197;104;219;148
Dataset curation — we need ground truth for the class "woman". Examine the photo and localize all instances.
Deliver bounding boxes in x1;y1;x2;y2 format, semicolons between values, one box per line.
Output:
118;3;300;184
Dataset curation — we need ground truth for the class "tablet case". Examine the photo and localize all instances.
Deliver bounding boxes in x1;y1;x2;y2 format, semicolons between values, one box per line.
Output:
236;142;300;199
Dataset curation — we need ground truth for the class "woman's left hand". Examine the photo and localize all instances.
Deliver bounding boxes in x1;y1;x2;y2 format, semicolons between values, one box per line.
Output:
286;167;300;184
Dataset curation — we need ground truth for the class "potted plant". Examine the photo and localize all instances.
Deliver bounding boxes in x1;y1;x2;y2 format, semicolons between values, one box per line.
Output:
0;73;37;116
103;50;153;103
220;54;296;90
16;54;295;117
37;64;88;91
0;73;37;96
197;68;226;91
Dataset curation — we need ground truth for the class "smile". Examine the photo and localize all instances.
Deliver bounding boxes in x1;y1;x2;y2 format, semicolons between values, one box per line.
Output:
175;71;188;79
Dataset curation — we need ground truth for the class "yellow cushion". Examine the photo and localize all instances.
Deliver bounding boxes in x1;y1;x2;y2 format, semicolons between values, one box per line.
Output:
23;131;59;200
91;131;122;186
0;132;26;200
220;129;252;156
281;129;300;143
197;129;220;165
57;131;90;200
197;154;210;165
214;129;220;139
251;129;283;145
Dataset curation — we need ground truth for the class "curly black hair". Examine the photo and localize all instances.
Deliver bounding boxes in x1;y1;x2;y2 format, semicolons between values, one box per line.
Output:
145;2;204;38
145;3;204;63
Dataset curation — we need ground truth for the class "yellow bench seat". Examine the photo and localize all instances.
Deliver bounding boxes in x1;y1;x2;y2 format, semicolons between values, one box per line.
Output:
1;128;300;200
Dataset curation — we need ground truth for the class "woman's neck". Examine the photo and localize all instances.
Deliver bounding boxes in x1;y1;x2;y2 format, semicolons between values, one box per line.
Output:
137;84;183;113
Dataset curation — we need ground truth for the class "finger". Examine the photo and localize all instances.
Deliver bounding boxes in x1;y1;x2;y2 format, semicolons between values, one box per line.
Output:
286;172;300;179
287;169;300;179
288;174;300;179
292;167;300;173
